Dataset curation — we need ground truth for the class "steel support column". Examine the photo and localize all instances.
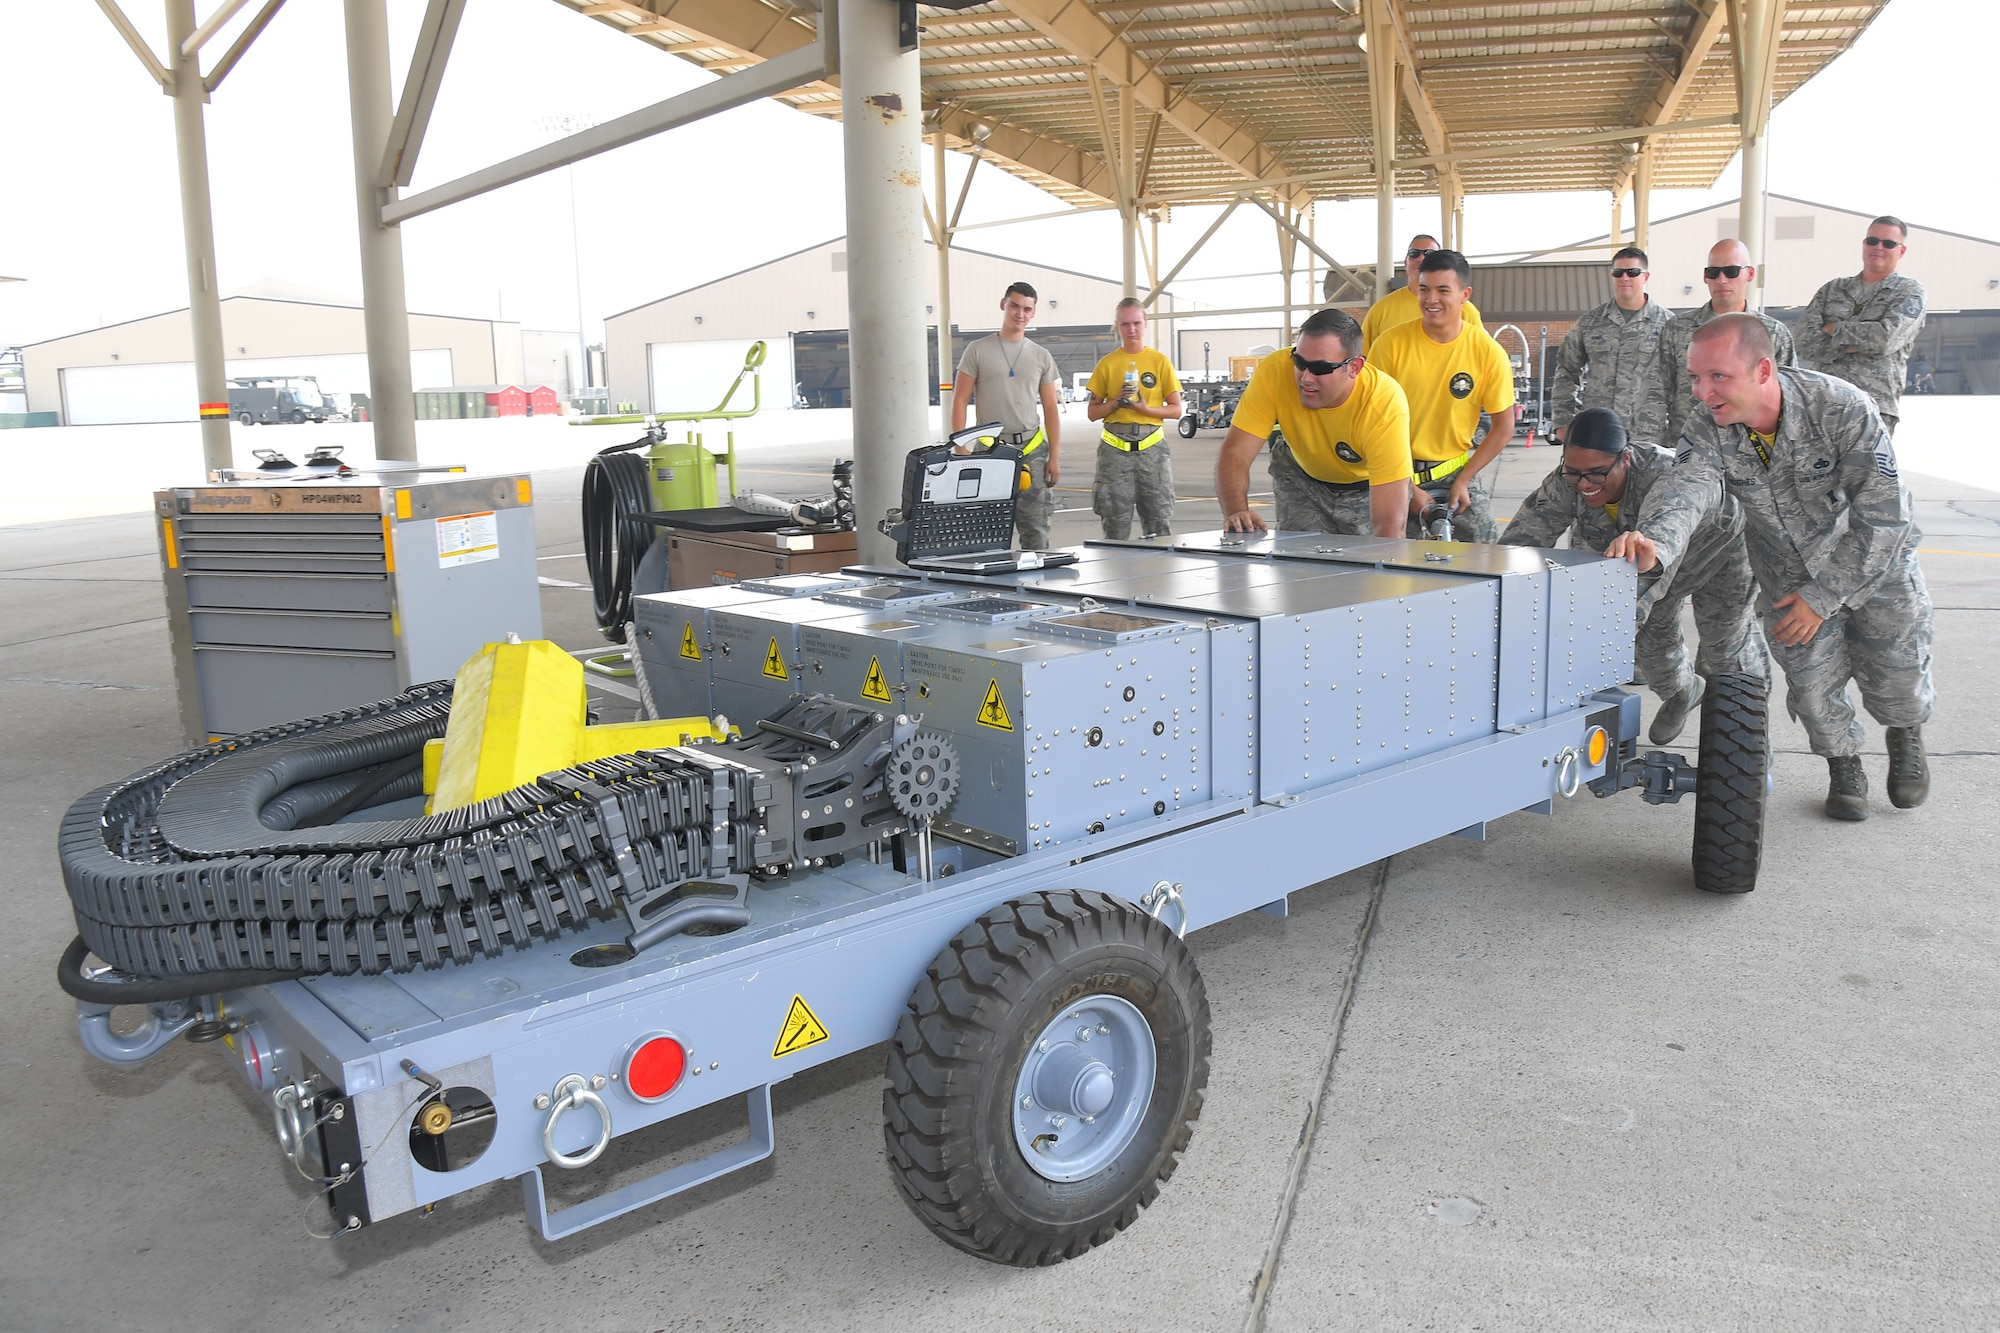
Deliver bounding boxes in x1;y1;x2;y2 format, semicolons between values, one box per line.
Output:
1120;87;1137;298
1732;0;1783;310
1610;192;1624;253
343;0;417;460
1365;0;1397;300
1634;144;1653;250
838;0;927;564
933;126;953;441
165;0;232;473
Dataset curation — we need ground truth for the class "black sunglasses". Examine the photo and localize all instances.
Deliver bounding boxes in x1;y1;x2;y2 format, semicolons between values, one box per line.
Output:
1864;236;1904;248
1292;349;1361;377
1560;459;1624;485
1406;247;1437;259
1609;267;1646;278
1704;264;1747;279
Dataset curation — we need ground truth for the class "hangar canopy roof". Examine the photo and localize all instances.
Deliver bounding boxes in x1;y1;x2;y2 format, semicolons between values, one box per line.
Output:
549;0;1889;211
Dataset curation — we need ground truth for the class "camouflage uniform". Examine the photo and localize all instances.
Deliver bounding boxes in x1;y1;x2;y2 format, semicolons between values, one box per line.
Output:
1636;305;1796;448
1092;429;1177;539
1794;273;1926;429
1550;298;1672;435
1014;452;1057;550
1267;437;1375;534
1502;445;1765;708
1640;367;1933;757
1406;471;1498;543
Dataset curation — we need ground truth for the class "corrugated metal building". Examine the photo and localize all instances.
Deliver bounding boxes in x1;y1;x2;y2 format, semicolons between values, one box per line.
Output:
603;237;1174;413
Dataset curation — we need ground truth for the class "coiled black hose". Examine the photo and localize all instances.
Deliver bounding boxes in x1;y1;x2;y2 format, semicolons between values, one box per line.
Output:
581;438;656;641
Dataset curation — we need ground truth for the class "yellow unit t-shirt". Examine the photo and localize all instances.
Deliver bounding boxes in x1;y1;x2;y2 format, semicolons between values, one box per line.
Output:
1361;286;1483;352
1229;349;1412;486
1368;319;1516;463
1086;347;1182;429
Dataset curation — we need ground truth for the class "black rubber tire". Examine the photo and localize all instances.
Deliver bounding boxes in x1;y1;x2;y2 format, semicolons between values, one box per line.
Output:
237;411;253;426
883;889;1210;1266
289;409;306;425
1692;671;1768;894
1176;414;1197;439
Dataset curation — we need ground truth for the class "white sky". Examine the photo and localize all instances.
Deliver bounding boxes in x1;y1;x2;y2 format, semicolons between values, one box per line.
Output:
1;0;1989;349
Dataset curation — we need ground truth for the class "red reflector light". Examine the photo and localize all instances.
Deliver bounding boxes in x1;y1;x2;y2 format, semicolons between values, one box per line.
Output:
625;1034;687;1102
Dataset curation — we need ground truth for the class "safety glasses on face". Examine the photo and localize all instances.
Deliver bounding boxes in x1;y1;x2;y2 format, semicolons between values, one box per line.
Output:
1863;236;1904;249
1609;267;1646;278
1560;459;1623;485
1704;265;1747;279
1292;349;1361;377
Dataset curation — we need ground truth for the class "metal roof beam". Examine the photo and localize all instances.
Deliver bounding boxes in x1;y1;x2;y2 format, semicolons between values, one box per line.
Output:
557;0;817;61
997;0;1309;209
378;0;466;189
1612;0;1728;194
200;0;285;94
930;104;1118;204
94;0;174;92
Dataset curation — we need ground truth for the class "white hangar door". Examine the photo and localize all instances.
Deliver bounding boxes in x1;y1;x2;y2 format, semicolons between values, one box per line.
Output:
648;338;794;415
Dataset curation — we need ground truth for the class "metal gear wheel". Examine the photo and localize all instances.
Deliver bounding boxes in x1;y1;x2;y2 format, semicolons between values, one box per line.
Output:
887;732;960;819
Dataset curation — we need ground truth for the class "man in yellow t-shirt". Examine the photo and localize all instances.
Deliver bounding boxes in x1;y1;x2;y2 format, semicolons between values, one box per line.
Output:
1361;233;1483;350
1216;306;1412;537
1085;297;1185;539
1369;249;1518;542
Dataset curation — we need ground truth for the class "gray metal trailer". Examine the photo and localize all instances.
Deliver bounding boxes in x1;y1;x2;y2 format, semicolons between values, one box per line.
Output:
59;531;1766;1263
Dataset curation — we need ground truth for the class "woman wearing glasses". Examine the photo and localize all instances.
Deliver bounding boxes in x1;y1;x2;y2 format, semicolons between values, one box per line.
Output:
1501;407;1765;746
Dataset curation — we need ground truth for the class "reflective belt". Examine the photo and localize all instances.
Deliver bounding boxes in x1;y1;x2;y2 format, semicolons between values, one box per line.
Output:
1100;424;1165;452
1412;450;1471;485
1019;427;1048;455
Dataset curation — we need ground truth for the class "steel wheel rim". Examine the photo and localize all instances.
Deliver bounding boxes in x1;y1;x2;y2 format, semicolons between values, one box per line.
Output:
1011;993;1156;1182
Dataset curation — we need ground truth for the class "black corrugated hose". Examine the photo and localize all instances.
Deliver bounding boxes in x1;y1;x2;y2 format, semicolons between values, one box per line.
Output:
581;436;656;641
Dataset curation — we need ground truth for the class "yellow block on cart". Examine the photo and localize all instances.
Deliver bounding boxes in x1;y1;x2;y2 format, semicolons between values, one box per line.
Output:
427;640;729;813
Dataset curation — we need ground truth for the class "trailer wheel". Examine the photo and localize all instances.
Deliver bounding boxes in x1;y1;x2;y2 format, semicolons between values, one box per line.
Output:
884;889;1209;1266
1177;414;1197;439
1691;671;1768;894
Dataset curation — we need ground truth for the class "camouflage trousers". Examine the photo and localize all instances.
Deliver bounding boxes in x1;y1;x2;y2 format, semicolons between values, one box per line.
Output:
1013;448;1057;550
1407;469;1497;543
1767;563;1935;757
1637;534;1768;708
1267;438;1375;534
1092;439;1176;539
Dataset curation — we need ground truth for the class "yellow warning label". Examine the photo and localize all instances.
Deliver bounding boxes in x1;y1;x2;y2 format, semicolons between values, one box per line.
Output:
772;994;831;1058
977;679;1014;731
861;655;893;703
680;623;702;660
762;637;789;680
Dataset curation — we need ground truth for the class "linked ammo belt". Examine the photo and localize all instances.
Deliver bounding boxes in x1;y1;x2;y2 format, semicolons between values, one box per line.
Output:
1100;424;1165;451
54;682;757;986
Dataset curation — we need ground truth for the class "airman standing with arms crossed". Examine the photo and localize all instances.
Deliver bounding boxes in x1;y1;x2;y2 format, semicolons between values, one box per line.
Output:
1085;298;1184;539
1361;234;1482;350
1214;307;1411;537
1607;315;1934;822
1795;215;1927;434
1550;246;1671;441
951;281;1063;549
1368;250;1517;543
1502;406;1765;745
1637;239;1795;448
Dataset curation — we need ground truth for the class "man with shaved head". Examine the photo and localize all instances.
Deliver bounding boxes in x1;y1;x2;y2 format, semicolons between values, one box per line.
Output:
1635;239;1796;449
1608;313;1934;824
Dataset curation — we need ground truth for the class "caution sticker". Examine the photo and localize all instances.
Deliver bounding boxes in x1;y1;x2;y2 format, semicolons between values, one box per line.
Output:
861;655;893;703
977;679;1014;731
772;994;831;1058
762;637;790;680
680;623;703;660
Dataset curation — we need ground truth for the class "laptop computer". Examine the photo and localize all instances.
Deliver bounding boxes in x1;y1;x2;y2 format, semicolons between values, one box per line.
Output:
878;424;1082;575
